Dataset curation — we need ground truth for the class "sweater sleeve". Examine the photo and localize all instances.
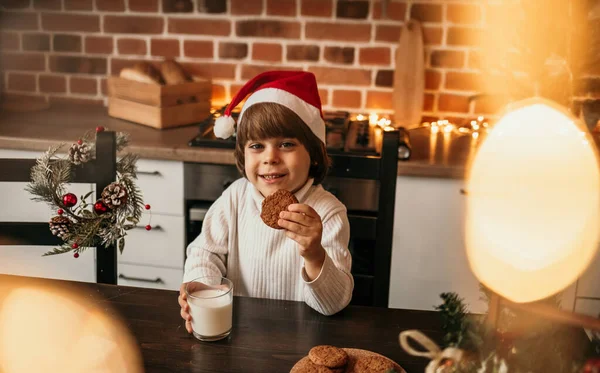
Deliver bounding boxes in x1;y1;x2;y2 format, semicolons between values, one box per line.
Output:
182;187;233;284
301;208;353;315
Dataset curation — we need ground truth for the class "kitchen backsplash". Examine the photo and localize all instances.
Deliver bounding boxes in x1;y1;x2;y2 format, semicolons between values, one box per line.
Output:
0;0;597;123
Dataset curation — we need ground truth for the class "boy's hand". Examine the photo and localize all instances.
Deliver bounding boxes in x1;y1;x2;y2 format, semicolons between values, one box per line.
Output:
278;203;326;280
178;283;193;334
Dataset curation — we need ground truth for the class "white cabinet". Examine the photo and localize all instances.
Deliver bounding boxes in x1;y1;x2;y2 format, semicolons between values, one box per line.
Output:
388;176;487;313
0;149;96;282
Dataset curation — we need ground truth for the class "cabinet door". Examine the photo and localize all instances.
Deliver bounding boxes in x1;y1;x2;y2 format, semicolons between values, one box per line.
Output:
117;263;183;291
388;176;487;313
136;159;184;216
0;149;96;282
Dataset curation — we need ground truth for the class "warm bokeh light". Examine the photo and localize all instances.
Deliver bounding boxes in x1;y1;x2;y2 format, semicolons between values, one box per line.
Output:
0;286;143;373
465;97;600;303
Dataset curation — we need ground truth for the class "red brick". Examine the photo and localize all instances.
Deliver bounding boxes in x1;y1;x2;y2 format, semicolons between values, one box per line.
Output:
423;93;434;111
237;20;300;39
375;70;393;87
447;27;484;47
375;25;401;43
104;16;163;34
2;12;39;30
219;42;248;59
22;33;50;51
438;94;470;113
2;1;31;9
319;88;329;105
430;50;465;68
336;0;369;19
301;0;332;17
42;13;99;32
117;38;147;55
1;32;20;50
162;0;193;13
306;22;371;42
211;84;226;106
287;45;319;62
308;67;371;86
96;0;125;11
366;91;393;110
151;38;180;57
324;46;354;64
267;0;296;16
359;47;390;66
64;0;93;10
53;34;81;52
410;3;442;23
468;51;482;70
183;40;213;58
230;84;243;98
332;90;361;108
168;18;230;36
423;26;442;45
474;95;509;115
445;72;485;91
2;93;48;106
49;56;107;74
129;0;159;12
33;0;61;9
182;62;236;79
1;53;45;71
100;78;108;94
231;0;262;15
372;0;406;20
252;43;282;62
39;74;66;93
49;96;103;106
85;36;113;54
241;64;300;80
425;70;441;90
200;0;227;14
8;72;36;91
70;77;97;95
447;4;481;24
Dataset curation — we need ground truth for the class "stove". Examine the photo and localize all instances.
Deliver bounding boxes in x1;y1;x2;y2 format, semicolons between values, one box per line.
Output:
187;107;399;157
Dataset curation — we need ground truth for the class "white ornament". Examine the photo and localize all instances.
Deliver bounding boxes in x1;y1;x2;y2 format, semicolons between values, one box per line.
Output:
213;115;235;139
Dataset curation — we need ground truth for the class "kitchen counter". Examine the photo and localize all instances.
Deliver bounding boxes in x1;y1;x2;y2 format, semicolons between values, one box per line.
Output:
0;104;475;179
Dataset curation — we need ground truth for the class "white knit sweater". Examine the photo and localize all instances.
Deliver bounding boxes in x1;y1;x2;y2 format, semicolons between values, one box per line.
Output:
183;178;354;315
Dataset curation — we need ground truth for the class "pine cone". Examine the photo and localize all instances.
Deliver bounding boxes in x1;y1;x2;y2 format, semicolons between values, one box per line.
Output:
49;216;71;240
68;143;90;165
101;182;128;209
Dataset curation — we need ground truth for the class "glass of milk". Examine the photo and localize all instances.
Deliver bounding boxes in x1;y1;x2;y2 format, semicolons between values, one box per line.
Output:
185;276;233;342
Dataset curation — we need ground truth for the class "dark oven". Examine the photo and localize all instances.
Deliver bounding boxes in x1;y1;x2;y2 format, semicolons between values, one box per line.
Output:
184;163;380;306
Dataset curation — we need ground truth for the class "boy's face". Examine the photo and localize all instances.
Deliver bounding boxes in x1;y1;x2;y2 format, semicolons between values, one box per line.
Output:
244;137;311;197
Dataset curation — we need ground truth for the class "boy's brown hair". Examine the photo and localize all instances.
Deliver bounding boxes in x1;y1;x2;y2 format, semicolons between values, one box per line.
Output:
233;102;331;184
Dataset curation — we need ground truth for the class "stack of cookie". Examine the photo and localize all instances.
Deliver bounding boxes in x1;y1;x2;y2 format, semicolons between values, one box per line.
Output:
292;345;349;372
291;345;398;373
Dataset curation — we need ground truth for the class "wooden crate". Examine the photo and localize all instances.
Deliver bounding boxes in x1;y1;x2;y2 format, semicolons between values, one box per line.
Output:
107;76;212;129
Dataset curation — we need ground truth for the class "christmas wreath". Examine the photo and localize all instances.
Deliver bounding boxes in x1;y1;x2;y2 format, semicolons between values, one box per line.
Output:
26;127;150;258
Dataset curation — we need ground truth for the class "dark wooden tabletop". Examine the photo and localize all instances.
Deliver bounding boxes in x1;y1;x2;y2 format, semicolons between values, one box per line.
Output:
0;274;444;373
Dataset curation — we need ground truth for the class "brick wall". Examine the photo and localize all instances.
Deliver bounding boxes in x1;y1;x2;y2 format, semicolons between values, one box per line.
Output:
0;0;596;122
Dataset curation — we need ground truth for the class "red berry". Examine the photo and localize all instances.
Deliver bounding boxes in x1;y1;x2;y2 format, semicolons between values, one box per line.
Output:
73;252;79;259
72;242;79;249
96;126;105;133
145;204;151;210
145;225;152;231
57;209;64;215
77;139;83;145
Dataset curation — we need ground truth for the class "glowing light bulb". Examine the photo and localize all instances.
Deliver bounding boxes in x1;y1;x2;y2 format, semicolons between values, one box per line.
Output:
465;97;600;303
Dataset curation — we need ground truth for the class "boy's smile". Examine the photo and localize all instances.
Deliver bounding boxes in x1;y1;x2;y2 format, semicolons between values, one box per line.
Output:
245;137;311;197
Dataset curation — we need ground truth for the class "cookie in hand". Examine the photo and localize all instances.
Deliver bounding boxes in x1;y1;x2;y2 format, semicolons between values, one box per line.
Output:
260;189;298;229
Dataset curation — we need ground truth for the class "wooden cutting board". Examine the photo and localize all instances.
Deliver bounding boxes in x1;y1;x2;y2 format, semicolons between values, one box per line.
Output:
393;19;425;129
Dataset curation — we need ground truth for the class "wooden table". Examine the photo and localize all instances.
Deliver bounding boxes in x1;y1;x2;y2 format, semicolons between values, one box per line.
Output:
0;275;444;373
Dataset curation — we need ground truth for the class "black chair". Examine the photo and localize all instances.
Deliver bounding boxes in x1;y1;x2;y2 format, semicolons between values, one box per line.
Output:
327;129;399;307
0;131;118;284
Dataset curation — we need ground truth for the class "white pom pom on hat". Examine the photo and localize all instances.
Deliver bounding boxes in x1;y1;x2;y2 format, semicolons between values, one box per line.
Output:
213;70;326;144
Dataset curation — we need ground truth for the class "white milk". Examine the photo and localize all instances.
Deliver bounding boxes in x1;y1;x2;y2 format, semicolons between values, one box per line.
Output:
188;289;233;337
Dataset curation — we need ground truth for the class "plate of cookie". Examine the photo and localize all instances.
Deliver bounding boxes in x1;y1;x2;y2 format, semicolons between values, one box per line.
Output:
290;345;406;373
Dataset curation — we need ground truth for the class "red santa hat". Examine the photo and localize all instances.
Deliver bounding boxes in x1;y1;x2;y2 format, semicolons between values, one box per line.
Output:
213;70;326;143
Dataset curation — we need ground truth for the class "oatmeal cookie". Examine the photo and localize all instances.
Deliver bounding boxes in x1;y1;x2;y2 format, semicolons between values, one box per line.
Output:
354;356;396;373
260;189;298;229
308;345;348;369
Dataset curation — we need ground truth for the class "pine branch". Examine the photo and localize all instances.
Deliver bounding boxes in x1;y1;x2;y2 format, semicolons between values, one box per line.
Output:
43;244;74;256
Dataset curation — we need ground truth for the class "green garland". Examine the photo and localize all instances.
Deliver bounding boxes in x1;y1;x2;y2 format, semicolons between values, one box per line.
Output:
25;129;146;257
432;290;600;373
